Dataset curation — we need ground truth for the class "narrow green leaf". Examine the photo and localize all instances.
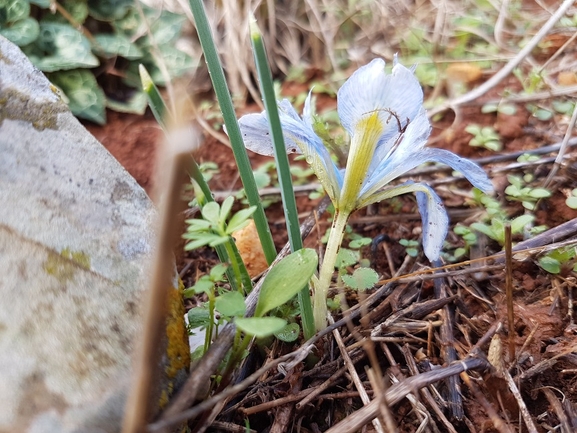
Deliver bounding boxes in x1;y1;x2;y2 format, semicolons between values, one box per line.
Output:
235;317;287;338
255;248;318;317
139;64;169;130
189;0;277;264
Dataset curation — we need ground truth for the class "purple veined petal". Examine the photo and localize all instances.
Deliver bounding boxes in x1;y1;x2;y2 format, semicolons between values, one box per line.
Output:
357;181;448;261
337;59;424;147
237;103;343;203
366;107;431;179
420;148;494;193
360;143;493;202
237;110;308;156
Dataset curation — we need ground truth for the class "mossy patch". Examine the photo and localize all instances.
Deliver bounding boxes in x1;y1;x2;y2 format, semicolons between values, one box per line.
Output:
43;248;91;283
0;88;67;131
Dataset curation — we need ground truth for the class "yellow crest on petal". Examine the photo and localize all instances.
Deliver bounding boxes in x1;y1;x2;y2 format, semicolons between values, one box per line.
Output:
339;111;383;212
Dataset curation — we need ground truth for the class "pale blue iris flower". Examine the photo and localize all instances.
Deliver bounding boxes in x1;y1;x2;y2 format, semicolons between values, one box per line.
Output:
239;58;492;262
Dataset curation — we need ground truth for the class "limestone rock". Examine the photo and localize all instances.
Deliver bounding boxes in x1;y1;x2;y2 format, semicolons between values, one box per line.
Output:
0;36;188;433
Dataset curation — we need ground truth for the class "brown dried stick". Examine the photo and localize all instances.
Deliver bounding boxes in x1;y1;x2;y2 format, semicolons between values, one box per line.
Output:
123;134;199;433
324;354;489;433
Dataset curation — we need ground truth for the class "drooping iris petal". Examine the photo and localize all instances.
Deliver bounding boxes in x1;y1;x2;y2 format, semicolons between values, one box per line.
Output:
360;181;449;261
358;145;493;206
238;100;343;204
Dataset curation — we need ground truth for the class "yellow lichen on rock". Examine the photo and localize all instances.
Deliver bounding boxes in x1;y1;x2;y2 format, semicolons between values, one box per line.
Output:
165;281;191;379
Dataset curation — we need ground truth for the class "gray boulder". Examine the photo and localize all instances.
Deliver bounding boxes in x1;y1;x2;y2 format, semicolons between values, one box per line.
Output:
0;36;189;433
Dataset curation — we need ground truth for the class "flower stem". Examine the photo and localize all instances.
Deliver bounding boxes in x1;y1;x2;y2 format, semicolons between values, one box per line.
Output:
313;209;350;331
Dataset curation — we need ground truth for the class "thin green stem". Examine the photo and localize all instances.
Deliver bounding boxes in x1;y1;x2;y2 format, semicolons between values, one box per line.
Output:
250;19;315;339
223;237;244;294
313;210;350;331
205;288;216;353
189;0;277;265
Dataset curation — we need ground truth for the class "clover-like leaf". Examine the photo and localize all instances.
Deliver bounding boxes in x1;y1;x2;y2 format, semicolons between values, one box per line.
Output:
255;248;318;317
215;291;246;317
341;267;379;290
235;317;287;338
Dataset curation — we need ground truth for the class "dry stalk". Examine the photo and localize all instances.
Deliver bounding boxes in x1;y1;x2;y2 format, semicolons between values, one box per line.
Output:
541;387;572;433
123;128;200;433
329;315;388;433
460;372;514;433
504;224;515;364
401;344;457;433
324;354;490;433
502;366;538;433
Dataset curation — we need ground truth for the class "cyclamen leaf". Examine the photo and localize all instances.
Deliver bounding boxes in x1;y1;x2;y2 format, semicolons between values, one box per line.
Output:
0;18;39;46
255;248;318;317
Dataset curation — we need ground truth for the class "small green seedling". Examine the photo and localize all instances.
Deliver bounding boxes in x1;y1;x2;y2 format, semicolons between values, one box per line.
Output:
341;268;379;291
465;124;502;152
505;174;551;210
566;189;577;209
451;224;478;260
538;247;577;274
481;102;517;116
399;238;420;257
183;196;256;250
184;263;228;298
471;214;534;245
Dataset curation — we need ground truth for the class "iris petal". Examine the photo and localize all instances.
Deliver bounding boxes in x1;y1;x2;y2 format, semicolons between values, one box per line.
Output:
237;100;343;202
338;59;424;154
358;181;448;261
359;146;492;204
